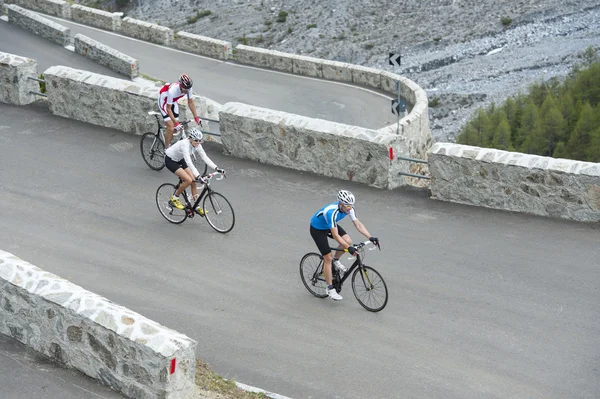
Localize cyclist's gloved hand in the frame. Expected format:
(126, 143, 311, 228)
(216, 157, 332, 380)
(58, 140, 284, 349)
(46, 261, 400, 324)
(194, 116, 202, 126)
(369, 236, 379, 246)
(347, 246, 357, 255)
(196, 175, 207, 184)
(215, 167, 226, 175)
(174, 122, 183, 131)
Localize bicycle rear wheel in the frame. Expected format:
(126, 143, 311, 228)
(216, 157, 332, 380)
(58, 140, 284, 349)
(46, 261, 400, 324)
(156, 183, 187, 224)
(299, 253, 327, 298)
(202, 191, 235, 233)
(352, 266, 388, 312)
(141, 132, 165, 171)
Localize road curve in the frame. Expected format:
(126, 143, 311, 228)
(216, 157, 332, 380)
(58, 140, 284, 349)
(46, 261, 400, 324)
(0, 103, 598, 399)
(0, 16, 397, 129)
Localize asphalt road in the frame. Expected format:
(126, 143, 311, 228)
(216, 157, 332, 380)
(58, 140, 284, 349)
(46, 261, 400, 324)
(0, 16, 397, 129)
(0, 102, 599, 399)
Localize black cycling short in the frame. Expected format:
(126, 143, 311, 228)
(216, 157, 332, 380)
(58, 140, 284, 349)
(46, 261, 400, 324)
(159, 103, 179, 121)
(310, 224, 347, 255)
(165, 155, 188, 173)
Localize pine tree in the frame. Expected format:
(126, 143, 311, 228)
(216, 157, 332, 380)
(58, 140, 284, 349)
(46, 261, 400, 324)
(567, 102, 596, 160)
(553, 142, 568, 159)
(517, 101, 543, 153)
(573, 62, 600, 106)
(586, 126, 600, 162)
(540, 95, 565, 156)
(491, 112, 513, 151)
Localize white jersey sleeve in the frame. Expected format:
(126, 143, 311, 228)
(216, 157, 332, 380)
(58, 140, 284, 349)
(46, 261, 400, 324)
(348, 208, 357, 222)
(194, 144, 217, 171)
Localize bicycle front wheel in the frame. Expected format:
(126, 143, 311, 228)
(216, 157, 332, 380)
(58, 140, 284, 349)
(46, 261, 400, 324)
(299, 253, 327, 298)
(141, 132, 165, 171)
(352, 266, 388, 312)
(156, 183, 187, 224)
(202, 191, 235, 233)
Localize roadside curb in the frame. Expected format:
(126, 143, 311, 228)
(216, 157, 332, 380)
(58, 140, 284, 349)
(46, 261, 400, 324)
(235, 382, 294, 399)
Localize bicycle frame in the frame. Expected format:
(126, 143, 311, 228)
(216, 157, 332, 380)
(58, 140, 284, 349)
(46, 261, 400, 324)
(174, 172, 224, 216)
(328, 241, 378, 290)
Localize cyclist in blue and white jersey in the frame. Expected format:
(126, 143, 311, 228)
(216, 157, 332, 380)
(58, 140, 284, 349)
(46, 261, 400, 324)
(309, 190, 379, 301)
(158, 73, 202, 148)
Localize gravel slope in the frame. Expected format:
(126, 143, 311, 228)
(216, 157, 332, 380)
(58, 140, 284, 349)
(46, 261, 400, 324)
(119, 0, 600, 142)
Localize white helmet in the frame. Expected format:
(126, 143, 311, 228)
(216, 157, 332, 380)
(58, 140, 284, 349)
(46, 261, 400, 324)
(337, 190, 355, 205)
(188, 128, 203, 142)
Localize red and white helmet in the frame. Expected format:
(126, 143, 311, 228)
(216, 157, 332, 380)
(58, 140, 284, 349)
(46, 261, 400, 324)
(179, 73, 193, 89)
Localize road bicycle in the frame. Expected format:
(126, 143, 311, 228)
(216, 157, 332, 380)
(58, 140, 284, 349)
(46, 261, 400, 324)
(300, 241, 388, 312)
(155, 171, 235, 233)
(140, 111, 208, 175)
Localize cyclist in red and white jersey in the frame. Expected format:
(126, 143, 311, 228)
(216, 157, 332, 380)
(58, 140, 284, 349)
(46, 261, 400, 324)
(158, 73, 202, 148)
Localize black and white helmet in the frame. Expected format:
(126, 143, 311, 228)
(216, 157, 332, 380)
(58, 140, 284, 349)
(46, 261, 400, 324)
(188, 128, 203, 142)
(179, 73, 193, 89)
(337, 190, 355, 205)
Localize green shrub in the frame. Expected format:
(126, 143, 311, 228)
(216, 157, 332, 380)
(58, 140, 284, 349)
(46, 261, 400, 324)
(500, 17, 512, 26)
(38, 74, 46, 94)
(277, 10, 288, 22)
(364, 43, 374, 50)
(306, 23, 317, 29)
(187, 9, 211, 24)
(288, 27, 292, 34)
(429, 96, 440, 107)
(237, 34, 248, 45)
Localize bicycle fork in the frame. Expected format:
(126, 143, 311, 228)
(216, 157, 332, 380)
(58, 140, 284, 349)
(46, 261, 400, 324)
(358, 265, 375, 291)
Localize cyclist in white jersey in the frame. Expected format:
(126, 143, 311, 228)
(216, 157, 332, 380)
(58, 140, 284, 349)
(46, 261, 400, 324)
(158, 73, 202, 148)
(309, 190, 379, 301)
(164, 128, 226, 214)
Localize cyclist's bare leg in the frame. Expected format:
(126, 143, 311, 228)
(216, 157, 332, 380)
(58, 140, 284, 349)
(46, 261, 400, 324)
(183, 167, 199, 200)
(174, 168, 193, 197)
(334, 234, 352, 260)
(164, 119, 175, 149)
(322, 252, 334, 285)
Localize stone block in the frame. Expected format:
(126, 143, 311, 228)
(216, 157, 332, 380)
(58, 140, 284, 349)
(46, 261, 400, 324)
(174, 31, 232, 60)
(220, 102, 393, 188)
(119, 17, 173, 45)
(429, 143, 600, 222)
(234, 45, 293, 72)
(0, 51, 39, 105)
(6, 4, 70, 46)
(321, 60, 352, 82)
(0, 249, 198, 399)
(291, 54, 323, 78)
(71, 4, 120, 31)
(44, 66, 158, 134)
(74, 34, 139, 78)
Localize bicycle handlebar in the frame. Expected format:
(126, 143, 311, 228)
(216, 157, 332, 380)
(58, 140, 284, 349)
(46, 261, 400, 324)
(343, 240, 380, 253)
(194, 171, 225, 183)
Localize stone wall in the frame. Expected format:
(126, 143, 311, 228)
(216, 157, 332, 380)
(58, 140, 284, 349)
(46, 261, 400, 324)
(428, 143, 600, 222)
(220, 102, 400, 188)
(0, 249, 197, 399)
(232, 44, 431, 188)
(234, 45, 293, 73)
(4, 0, 69, 18)
(71, 4, 121, 31)
(174, 31, 232, 60)
(0, 51, 39, 105)
(74, 34, 139, 78)
(6, 4, 70, 46)
(119, 17, 172, 45)
(44, 65, 158, 135)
